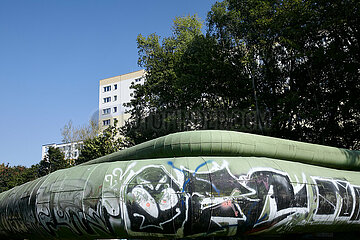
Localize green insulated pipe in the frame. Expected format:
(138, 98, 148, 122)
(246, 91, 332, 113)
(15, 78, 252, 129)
(0, 130, 360, 240)
(83, 130, 360, 170)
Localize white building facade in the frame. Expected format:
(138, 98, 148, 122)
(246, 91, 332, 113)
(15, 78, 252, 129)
(98, 69, 145, 131)
(41, 142, 83, 163)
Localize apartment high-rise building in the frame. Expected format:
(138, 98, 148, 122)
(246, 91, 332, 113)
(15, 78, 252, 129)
(99, 69, 145, 131)
(40, 70, 145, 163)
(41, 141, 83, 164)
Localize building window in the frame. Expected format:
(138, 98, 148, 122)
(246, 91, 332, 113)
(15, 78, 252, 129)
(103, 97, 111, 103)
(103, 86, 111, 92)
(113, 107, 117, 113)
(114, 95, 117, 101)
(103, 119, 110, 126)
(114, 84, 117, 90)
(103, 108, 111, 115)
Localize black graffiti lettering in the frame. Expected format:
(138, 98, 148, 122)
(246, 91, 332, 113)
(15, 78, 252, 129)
(272, 174, 294, 210)
(294, 185, 308, 208)
(125, 166, 185, 234)
(183, 167, 252, 235)
(314, 178, 360, 220)
(337, 181, 353, 217)
(250, 171, 307, 211)
(314, 179, 337, 215)
(350, 187, 360, 221)
(252, 171, 272, 200)
(14, 160, 360, 239)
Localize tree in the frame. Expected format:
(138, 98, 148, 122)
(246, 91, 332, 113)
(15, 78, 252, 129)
(38, 147, 69, 177)
(20, 164, 40, 183)
(122, 15, 256, 145)
(0, 163, 21, 193)
(0, 163, 39, 193)
(123, 1, 359, 150)
(76, 121, 126, 165)
(207, 0, 360, 149)
(61, 120, 99, 143)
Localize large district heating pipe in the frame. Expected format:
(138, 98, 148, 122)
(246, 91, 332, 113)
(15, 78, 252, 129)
(1, 130, 360, 239)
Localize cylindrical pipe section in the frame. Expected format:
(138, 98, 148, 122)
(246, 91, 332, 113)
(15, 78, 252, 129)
(1, 156, 360, 239)
(82, 130, 360, 171)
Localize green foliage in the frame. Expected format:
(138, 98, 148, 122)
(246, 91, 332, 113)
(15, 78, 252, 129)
(0, 163, 39, 193)
(21, 164, 40, 183)
(122, 15, 255, 144)
(1, 146, 71, 192)
(207, 0, 360, 149)
(123, 1, 360, 150)
(76, 121, 126, 165)
(38, 146, 69, 177)
(0, 163, 23, 193)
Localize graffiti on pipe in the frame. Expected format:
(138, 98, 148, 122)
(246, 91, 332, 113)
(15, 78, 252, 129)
(119, 162, 309, 236)
(17, 160, 360, 238)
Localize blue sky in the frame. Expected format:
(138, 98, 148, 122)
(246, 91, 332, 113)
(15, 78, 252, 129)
(0, 0, 217, 167)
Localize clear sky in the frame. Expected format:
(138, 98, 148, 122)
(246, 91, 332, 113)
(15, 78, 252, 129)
(0, 0, 217, 167)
